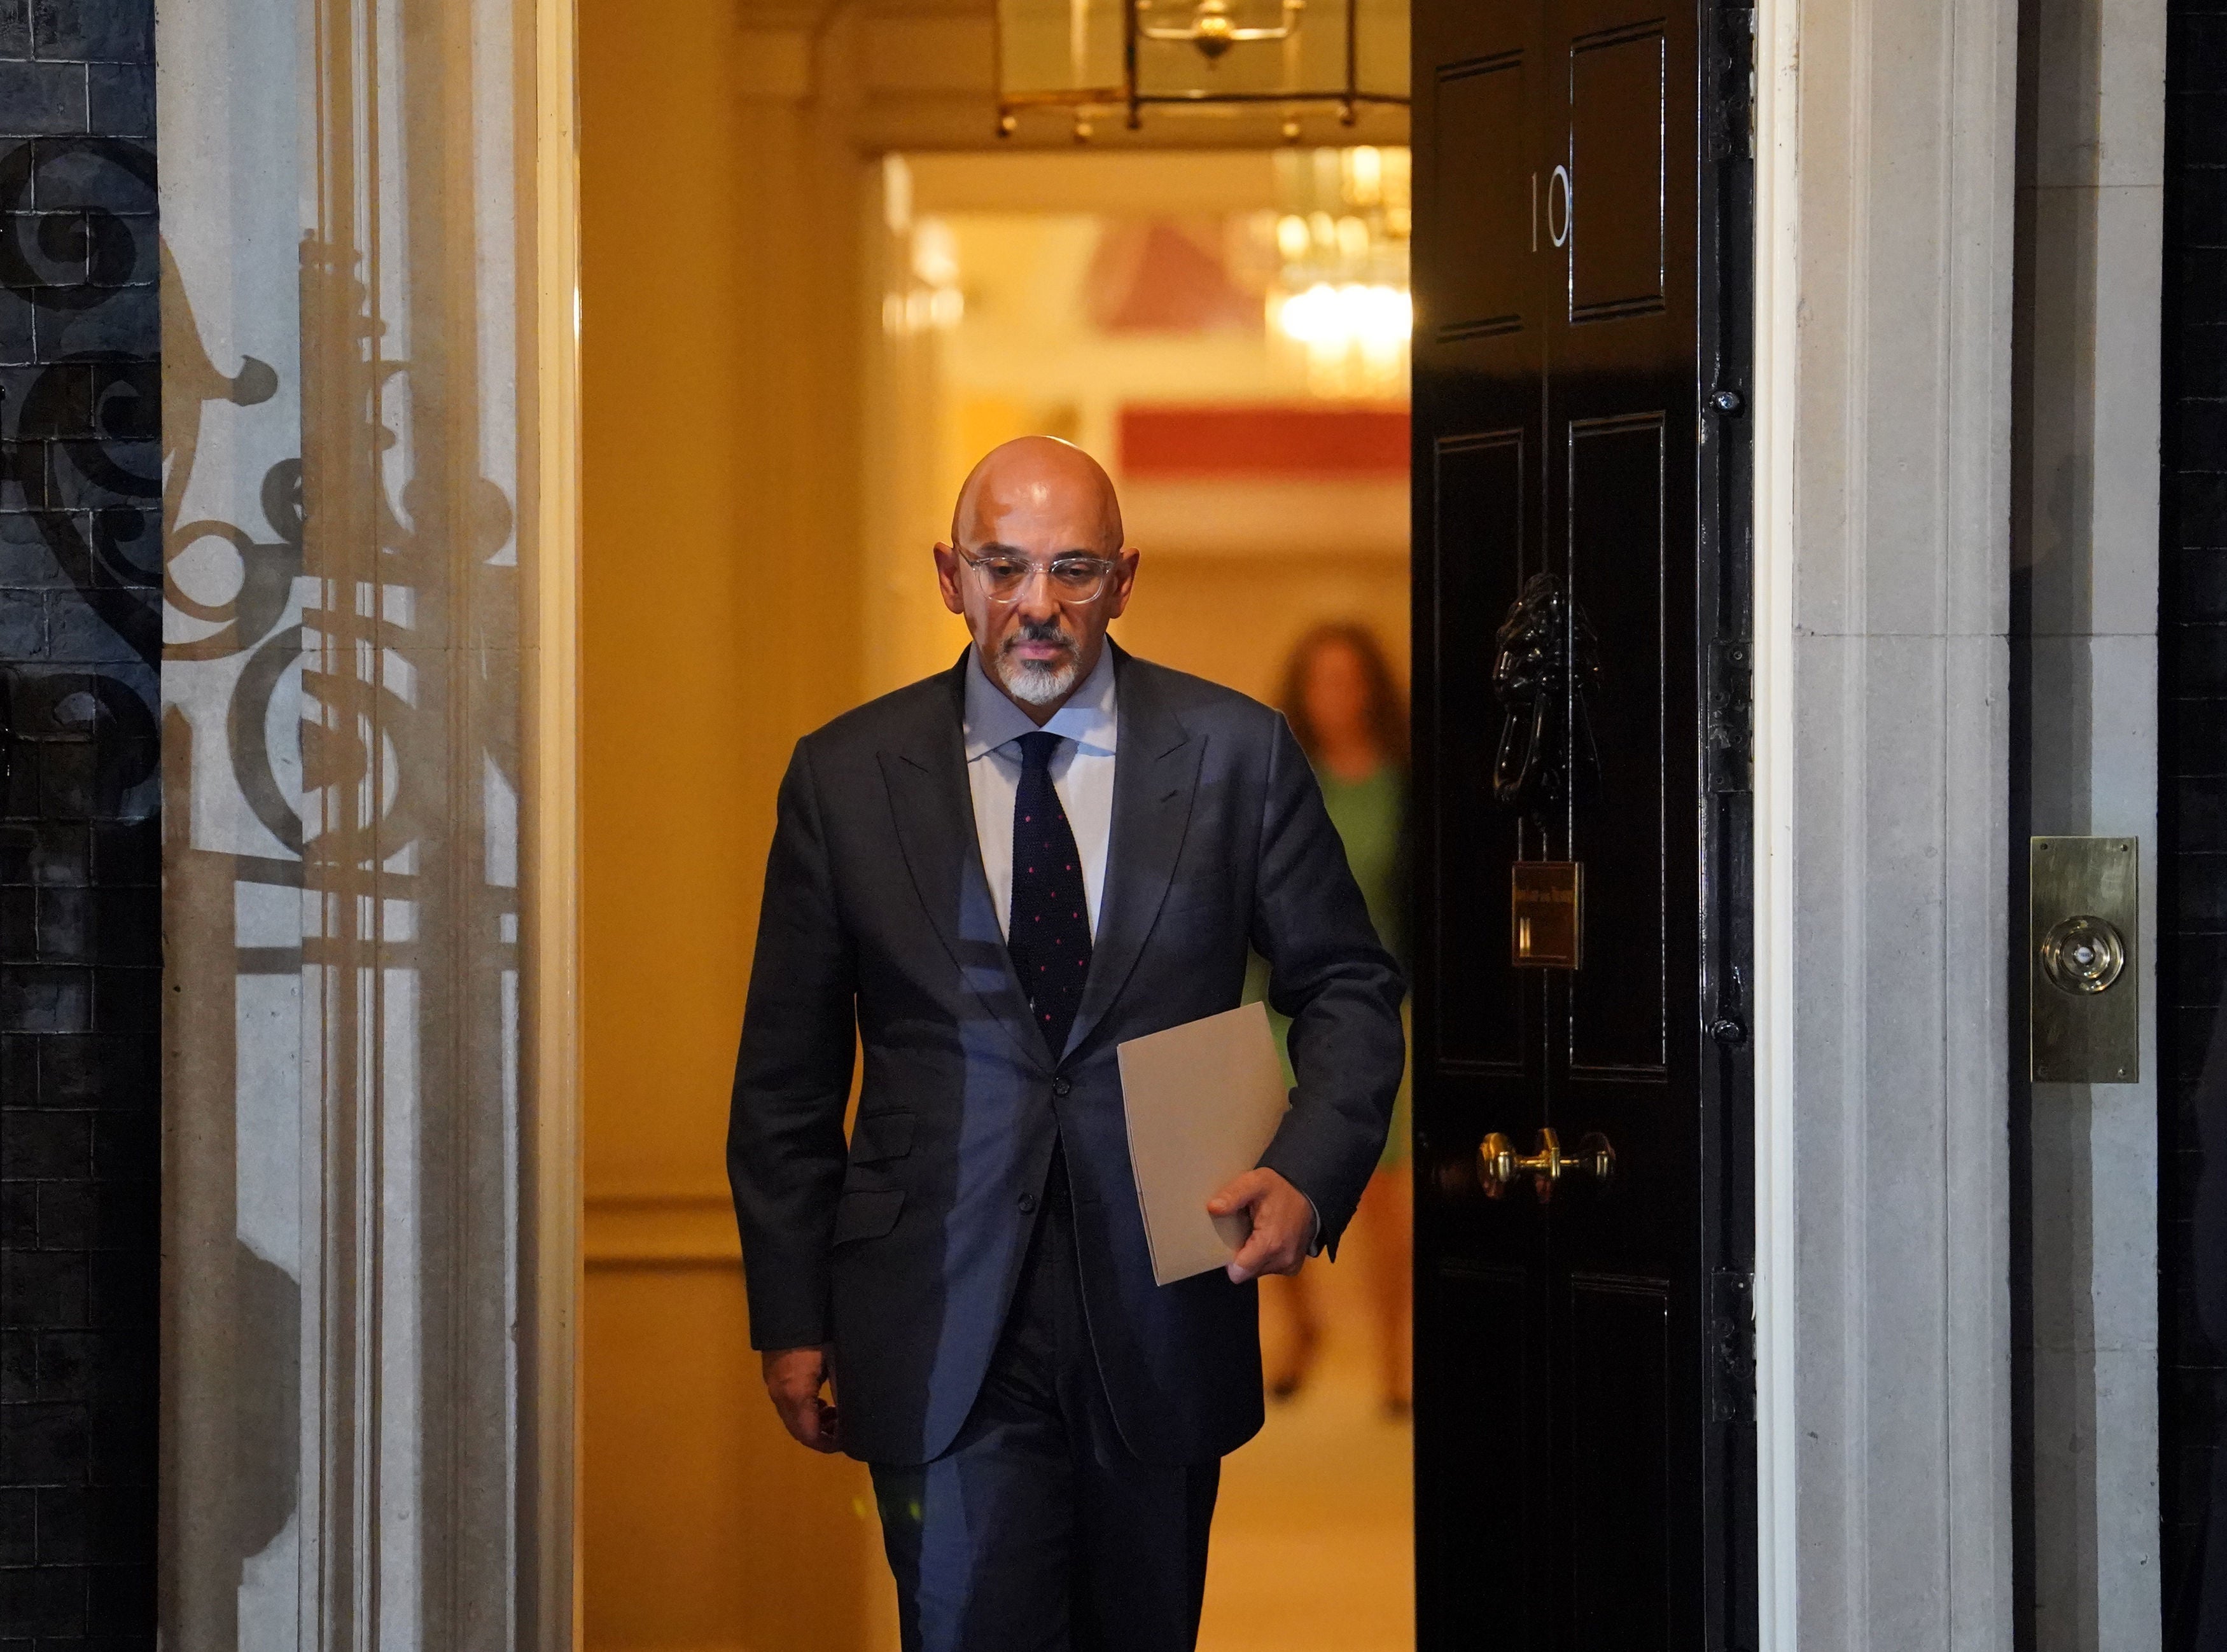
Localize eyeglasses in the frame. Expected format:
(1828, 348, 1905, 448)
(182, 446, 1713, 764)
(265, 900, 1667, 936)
(956, 547, 1118, 605)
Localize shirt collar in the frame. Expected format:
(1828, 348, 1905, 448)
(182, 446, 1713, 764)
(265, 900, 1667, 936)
(963, 642, 1119, 762)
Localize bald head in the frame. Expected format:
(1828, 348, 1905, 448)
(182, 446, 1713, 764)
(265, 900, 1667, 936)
(951, 435, 1124, 555)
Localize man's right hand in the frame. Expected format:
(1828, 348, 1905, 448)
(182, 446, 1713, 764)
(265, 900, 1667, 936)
(762, 1344, 842, 1453)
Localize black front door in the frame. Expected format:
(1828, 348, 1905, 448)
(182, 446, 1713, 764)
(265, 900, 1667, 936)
(1409, 3, 1754, 1647)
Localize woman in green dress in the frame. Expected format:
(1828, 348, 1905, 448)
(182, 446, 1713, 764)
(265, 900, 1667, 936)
(1254, 620, 1411, 1415)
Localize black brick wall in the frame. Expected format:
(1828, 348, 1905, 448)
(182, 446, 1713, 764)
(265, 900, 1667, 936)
(0, 0, 160, 1644)
(2164, 2, 2227, 1644)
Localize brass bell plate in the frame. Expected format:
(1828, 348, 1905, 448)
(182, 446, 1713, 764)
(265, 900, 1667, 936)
(2030, 836, 2138, 1084)
(1511, 861, 1582, 969)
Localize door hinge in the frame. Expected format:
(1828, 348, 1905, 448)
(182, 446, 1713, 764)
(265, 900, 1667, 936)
(1708, 1268, 1756, 1423)
(1705, 8, 1757, 163)
(1705, 639, 1752, 794)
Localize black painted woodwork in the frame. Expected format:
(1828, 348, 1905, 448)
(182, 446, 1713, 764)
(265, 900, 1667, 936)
(2161, 3, 2227, 1642)
(0, 1, 161, 1644)
(1410, 3, 1754, 1647)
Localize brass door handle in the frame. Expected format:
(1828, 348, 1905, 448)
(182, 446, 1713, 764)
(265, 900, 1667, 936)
(1478, 1127, 1614, 1203)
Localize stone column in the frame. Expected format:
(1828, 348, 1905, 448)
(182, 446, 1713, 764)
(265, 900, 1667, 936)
(158, 0, 577, 1645)
(1755, 0, 2020, 1646)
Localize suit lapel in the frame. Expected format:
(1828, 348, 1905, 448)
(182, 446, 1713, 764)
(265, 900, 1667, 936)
(1064, 649, 1203, 1059)
(877, 662, 1047, 1069)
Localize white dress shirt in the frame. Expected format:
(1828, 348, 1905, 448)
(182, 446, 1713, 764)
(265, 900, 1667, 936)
(963, 646, 1119, 940)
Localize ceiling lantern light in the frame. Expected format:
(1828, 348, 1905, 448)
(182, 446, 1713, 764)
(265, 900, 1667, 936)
(995, 0, 1408, 141)
(1264, 144, 1411, 399)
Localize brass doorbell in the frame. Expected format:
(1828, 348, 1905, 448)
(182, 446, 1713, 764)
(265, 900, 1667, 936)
(2030, 836, 2139, 1083)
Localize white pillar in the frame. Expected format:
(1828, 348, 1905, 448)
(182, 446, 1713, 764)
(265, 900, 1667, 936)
(157, 0, 578, 1644)
(1756, 0, 2020, 1646)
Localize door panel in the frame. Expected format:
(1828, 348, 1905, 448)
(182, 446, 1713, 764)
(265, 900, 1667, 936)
(1568, 26, 1669, 322)
(1568, 413, 1668, 1074)
(1413, 1, 1754, 1648)
(1421, 1263, 1538, 1645)
(1568, 1277, 1673, 1652)
(1431, 57, 1533, 341)
(1428, 431, 1528, 1071)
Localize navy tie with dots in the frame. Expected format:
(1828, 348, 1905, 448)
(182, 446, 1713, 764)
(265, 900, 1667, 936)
(1008, 730, 1092, 1058)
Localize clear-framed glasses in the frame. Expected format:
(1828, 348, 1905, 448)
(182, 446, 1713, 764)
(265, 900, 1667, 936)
(956, 547, 1117, 604)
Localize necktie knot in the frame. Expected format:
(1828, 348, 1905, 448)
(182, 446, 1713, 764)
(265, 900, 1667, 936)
(1017, 730, 1061, 772)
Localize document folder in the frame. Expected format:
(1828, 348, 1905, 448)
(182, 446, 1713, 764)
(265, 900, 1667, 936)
(1116, 1001, 1291, 1286)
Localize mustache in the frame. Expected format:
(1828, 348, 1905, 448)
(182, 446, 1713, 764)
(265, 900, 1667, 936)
(1002, 618, 1075, 655)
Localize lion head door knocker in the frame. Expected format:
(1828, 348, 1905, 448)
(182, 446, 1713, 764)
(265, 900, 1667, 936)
(1490, 572, 1602, 824)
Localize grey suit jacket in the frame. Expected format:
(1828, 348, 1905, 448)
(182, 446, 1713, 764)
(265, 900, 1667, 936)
(727, 644, 1405, 1466)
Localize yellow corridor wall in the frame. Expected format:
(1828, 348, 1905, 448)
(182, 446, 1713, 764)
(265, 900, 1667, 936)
(580, 3, 877, 1645)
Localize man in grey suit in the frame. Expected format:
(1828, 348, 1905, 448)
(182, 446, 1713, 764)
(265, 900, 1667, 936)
(728, 436, 1405, 1650)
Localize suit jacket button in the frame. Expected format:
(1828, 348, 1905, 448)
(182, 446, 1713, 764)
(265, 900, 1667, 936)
(1052, 1079, 1072, 1097)
(1019, 1192, 1038, 1214)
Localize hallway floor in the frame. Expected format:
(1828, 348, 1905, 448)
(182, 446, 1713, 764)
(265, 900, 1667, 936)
(1196, 1365, 1414, 1650)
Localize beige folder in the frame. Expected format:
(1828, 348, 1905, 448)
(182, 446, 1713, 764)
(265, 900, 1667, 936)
(1116, 1001, 1292, 1286)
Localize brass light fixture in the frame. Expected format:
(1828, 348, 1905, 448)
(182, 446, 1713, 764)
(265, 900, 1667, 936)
(994, 0, 1408, 140)
(1141, 0, 1301, 58)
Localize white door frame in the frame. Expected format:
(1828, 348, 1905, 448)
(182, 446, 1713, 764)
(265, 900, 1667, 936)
(1752, 3, 1801, 1641)
(1749, 0, 2024, 1647)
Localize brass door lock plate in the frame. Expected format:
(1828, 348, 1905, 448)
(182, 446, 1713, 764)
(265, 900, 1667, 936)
(2030, 836, 2138, 1083)
(1511, 861, 1582, 969)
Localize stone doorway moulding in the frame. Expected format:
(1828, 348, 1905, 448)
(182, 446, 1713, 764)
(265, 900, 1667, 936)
(1752, 0, 2028, 1646)
(1752, 0, 2170, 1642)
(148, 0, 2167, 1643)
(156, 0, 580, 1646)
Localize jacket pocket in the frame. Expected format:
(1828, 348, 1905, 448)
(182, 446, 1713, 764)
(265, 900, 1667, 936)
(832, 1187, 905, 1247)
(848, 1109, 916, 1165)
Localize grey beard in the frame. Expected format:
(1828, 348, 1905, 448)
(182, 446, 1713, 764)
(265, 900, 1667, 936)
(1000, 651, 1080, 705)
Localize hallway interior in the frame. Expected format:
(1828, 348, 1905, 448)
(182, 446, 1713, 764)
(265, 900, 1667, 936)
(1198, 1221, 1414, 1652)
(579, 16, 1421, 1625)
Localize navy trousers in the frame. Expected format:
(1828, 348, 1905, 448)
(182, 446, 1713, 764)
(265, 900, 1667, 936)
(868, 1155, 1220, 1652)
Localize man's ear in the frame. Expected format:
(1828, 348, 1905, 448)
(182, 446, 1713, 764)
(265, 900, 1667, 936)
(1106, 546, 1140, 620)
(933, 541, 967, 617)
